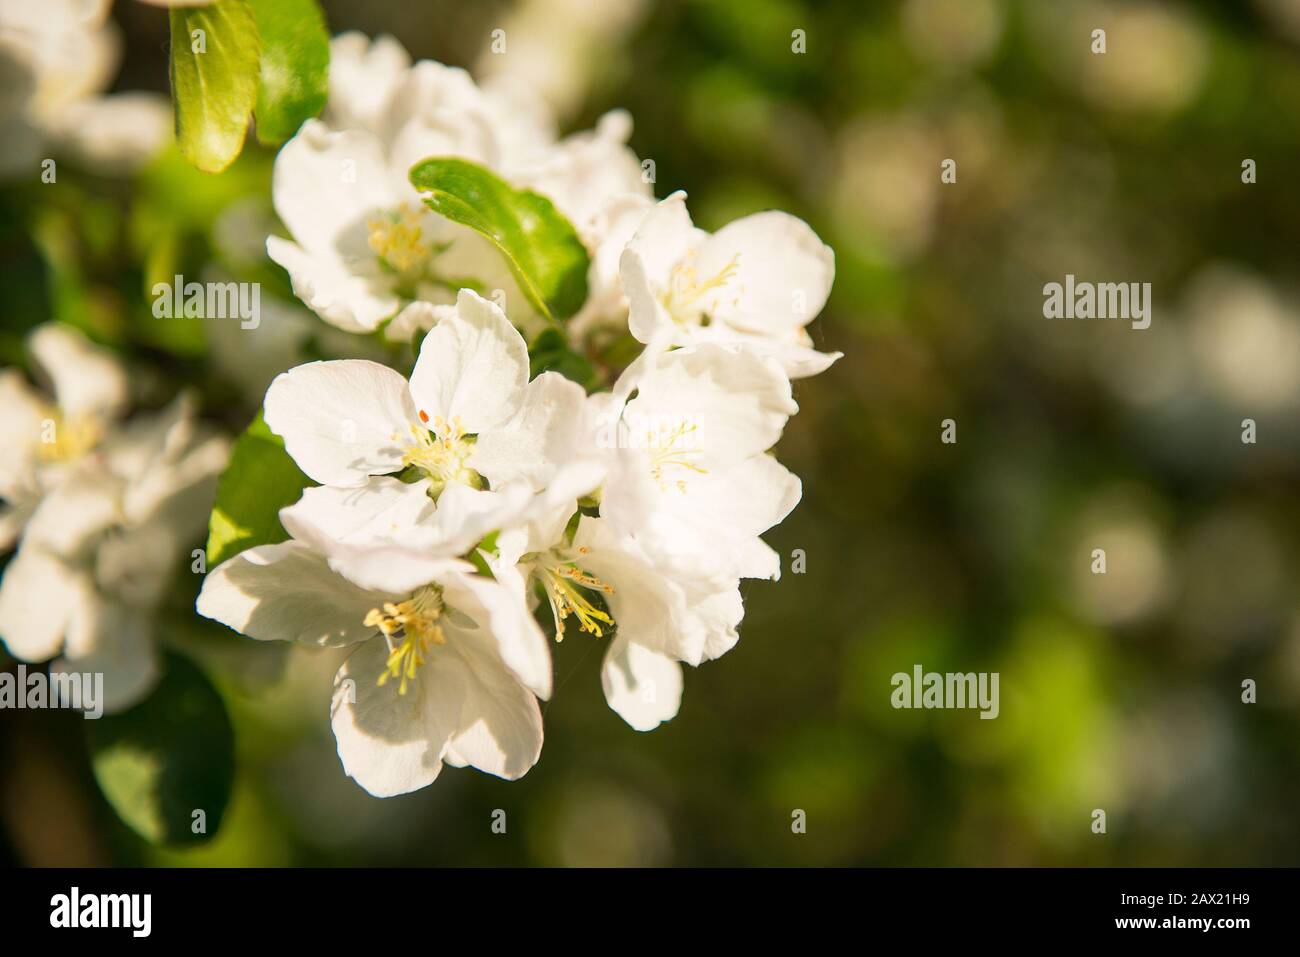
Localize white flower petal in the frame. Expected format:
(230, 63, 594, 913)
(281, 480, 514, 592)
(694, 210, 834, 335)
(197, 541, 395, 647)
(601, 634, 683, 732)
(22, 467, 122, 557)
(101, 391, 197, 481)
(408, 289, 529, 433)
(272, 120, 399, 258)
(623, 344, 797, 470)
(731, 536, 783, 581)
(516, 109, 650, 233)
(606, 453, 800, 588)
(263, 359, 418, 487)
(93, 519, 178, 609)
(471, 371, 590, 488)
(28, 323, 128, 421)
(492, 492, 577, 563)
(683, 582, 744, 663)
(123, 432, 228, 534)
(323, 546, 476, 596)
(442, 567, 552, 700)
(438, 629, 544, 779)
(620, 245, 673, 346)
(330, 639, 455, 797)
(325, 32, 411, 134)
(387, 111, 496, 178)
(57, 594, 158, 714)
(266, 236, 399, 334)
(45, 91, 170, 172)
(568, 192, 654, 338)
(279, 477, 439, 553)
(383, 299, 455, 344)
(670, 453, 802, 546)
(0, 548, 83, 661)
(621, 193, 705, 345)
(0, 369, 46, 490)
(693, 326, 843, 380)
(624, 192, 700, 292)
(571, 516, 682, 657)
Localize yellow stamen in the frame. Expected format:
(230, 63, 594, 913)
(36, 409, 102, 464)
(538, 547, 615, 641)
(647, 421, 707, 491)
(367, 202, 432, 274)
(397, 415, 480, 493)
(366, 586, 446, 695)
(663, 251, 741, 324)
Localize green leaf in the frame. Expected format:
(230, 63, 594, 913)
(206, 412, 314, 567)
(250, 0, 330, 146)
(409, 158, 591, 322)
(169, 1, 262, 173)
(528, 327, 599, 388)
(87, 654, 235, 847)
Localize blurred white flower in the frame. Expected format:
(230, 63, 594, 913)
(1027, 0, 1208, 115)
(1067, 490, 1171, 626)
(830, 115, 940, 265)
(0, 0, 169, 177)
(1186, 265, 1300, 410)
(473, 0, 648, 122)
(902, 0, 1005, 71)
(0, 325, 228, 711)
(0, 323, 129, 548)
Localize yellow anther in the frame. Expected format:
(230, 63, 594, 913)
(401, 416, 480, 493)
(663, 251, 741, 324)
(367, 203, 432, 274)
(647, 421, 707, 491)
(36, 409, 102, 464)
(537, 556, 615, 642)
(366, 587, 446, 695)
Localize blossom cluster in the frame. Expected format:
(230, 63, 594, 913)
(194, 34, 839, 796)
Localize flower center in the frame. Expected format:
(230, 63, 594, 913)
(37, 408, 102, 464)
(536, 548, 615, 641)
(662, 251, 741, 326)
(646, 420, 707, 492)
(367, 202, 434, 276)
(400, 415, 481, 495)
(366, 585, 446, 695)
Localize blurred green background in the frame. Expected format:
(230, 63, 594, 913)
(3, 0, 1299, 866)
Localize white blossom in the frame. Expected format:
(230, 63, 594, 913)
(0, 325, 228, 711)
(198, 533, 550, 797)
(620, 192, 841, 379)
(267, 32, 647, 339)
(0, 0, 170, 177)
